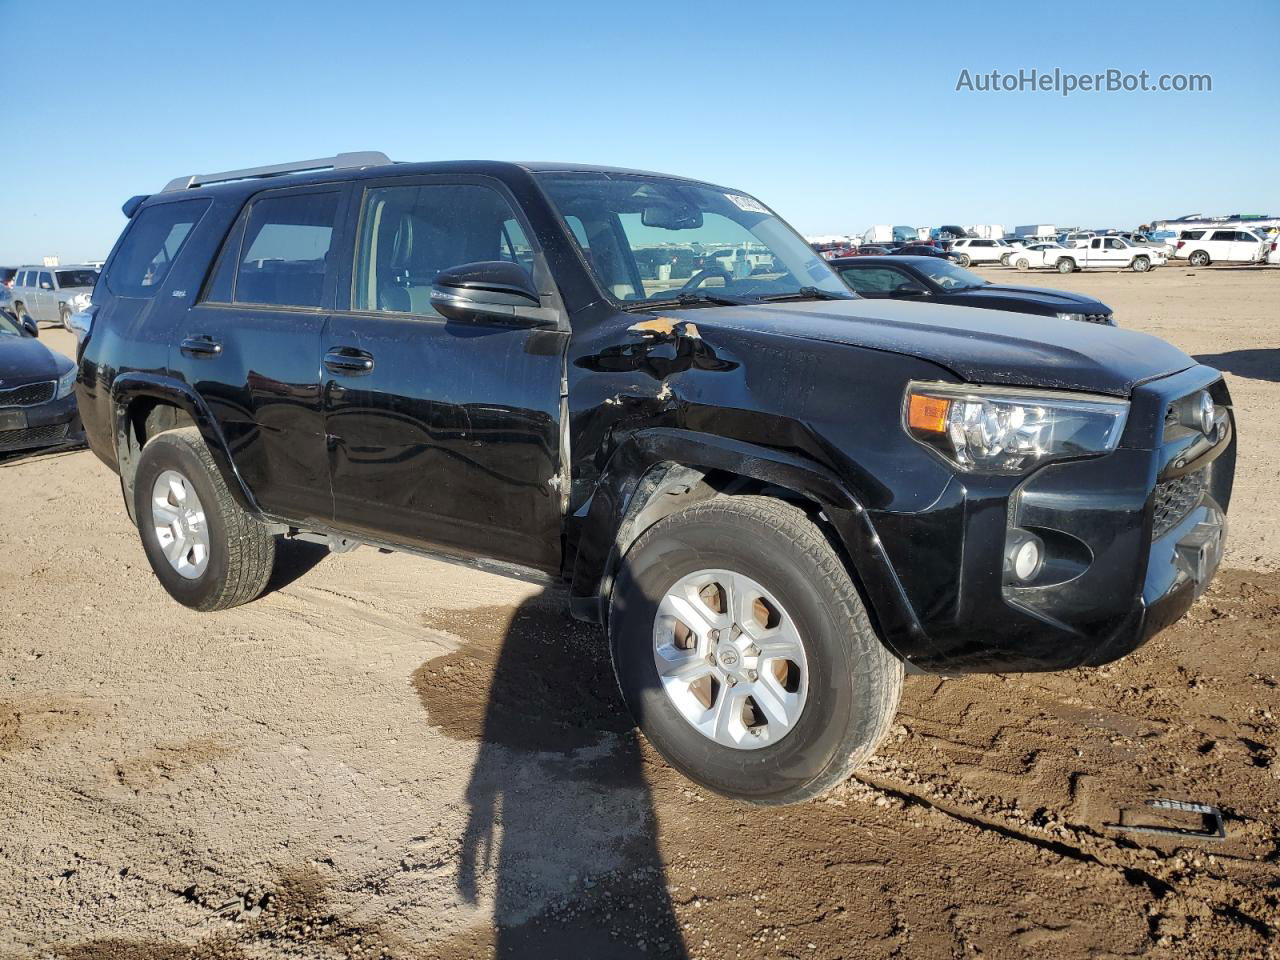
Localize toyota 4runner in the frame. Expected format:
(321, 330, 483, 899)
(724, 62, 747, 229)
(76, 153, 1236, 804)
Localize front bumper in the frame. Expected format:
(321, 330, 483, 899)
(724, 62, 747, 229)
(0, 391, 83, 453)
(869, 365, 1235, 673)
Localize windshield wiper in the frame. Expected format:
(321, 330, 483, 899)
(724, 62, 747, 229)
(624, 291, 755, 311)
(755, 286, 851, 303)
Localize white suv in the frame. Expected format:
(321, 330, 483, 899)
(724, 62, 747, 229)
(949, 237, 1013, 266)
(1173, 228, 1268, 266)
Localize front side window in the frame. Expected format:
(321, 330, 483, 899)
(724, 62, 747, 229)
(107, 199, 209, 298)
(39, 272, 53, 289)
(1210, 230, 1235, 242)
(235, 192, 339, 308)
(352, 183, 532, 316)
(536, 173, 850, 305)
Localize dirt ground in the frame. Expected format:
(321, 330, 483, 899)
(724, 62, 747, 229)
(1, 264, 1277, 960)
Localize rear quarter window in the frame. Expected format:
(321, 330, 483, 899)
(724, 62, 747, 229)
(106, 199, 210, 298)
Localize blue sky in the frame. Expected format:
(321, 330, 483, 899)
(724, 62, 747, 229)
(1, 0, 1275, 262)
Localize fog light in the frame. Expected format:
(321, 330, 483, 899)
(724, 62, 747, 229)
(1005, 531, 1045, 583)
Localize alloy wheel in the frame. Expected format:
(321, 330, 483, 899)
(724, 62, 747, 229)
(150, 469, 210, 579)
(652, 569, 808, 750)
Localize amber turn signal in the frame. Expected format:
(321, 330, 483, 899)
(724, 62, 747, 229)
(908, 394, 950, 433)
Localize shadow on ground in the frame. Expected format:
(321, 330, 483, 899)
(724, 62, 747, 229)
(413, 592, 688, 959)
(1194, 348, 1280, 384)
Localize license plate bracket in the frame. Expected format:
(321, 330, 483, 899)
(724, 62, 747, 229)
(0, 409, 27, 431)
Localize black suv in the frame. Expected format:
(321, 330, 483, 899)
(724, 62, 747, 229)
(77, 153, 1236, 805)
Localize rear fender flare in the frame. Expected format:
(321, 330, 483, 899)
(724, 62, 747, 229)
(110, 373, 259, 516)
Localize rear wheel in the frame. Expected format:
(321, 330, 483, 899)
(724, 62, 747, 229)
(609, 495, 903, 805)
(1056, 258, 1076, 274)
(133, 427, 276, 611)
(1189, 250, 1210, 267)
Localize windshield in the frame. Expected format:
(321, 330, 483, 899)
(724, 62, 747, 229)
(536, 173, 851, 306)
(55, 269, 98, 289)
(915, 260, 987, 289)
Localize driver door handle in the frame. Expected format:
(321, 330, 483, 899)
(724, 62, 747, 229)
(324, 347, 375, 375)
(180, 335, 223, 357)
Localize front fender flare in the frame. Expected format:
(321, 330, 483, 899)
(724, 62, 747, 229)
(567, 427, 922, 655)
(110, 372, 259, 515)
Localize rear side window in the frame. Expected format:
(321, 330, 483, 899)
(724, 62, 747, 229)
(838, 266, 908, 293)
(107, 199, 209, 298)
(1210, 230, 1235, 242)
(232, 192, 339, 309)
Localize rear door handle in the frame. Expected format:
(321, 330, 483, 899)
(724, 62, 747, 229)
(180, 335, 223, 357)
(324, 347, 375, 375)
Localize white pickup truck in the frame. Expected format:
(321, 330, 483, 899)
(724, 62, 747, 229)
(1046, 236, 1168, 273)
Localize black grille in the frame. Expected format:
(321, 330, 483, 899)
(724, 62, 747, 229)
(0, 380, 55, 407)
(1152, 469, 1207, 540)
(0, 422, 69, 450)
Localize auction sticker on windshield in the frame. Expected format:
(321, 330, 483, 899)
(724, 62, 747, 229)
(725, 193, 770, 214)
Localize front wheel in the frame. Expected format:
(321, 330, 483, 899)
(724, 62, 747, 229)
(1132, 256, 1151, 273)
(134, 427, 276, 611)
(1056, 258, 1076, 274)
(610, 496, 903, 805)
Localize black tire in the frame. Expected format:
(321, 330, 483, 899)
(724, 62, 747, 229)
(956, 253, 971, 267)
(1056, 258, 1076, 274)
(609, 495, 903, 805)
(1189, 250, 1210, 267)
(133, 427, 276, 611)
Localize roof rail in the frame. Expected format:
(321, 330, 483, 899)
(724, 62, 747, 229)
(160, 151, 392, 193)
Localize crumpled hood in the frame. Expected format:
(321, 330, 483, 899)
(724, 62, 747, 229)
(665, 298, 1193, 396)
(0, 336, 69, 384)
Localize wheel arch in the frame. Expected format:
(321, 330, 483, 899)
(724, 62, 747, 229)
(110, 373, 259, 517)
(567, 428, 921, 658)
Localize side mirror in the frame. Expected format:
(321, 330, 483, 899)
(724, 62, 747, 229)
(21, 314, 38, 337)
(67, 307, 95, 343)
(893, 283, 929, 297)
(431, 261, 555, 327)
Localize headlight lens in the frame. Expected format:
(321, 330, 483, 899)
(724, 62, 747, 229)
(904, 382, 1129, 474)
(1055, 312, 1086, 323)
(70, 292, 92, 309)
(55, 365, 78, 399)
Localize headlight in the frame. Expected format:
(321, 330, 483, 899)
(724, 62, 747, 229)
(904, 382, 1129, 474)
(70, 292, 92, 309)
(1055, 312, 1086, 323)
(55, 365, 78, 399)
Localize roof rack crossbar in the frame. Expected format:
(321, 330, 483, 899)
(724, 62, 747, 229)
(161, 151, 391, 193)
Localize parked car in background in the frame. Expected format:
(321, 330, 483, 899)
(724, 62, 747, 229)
(1046, 236, 1167, 273)
(1009, 242, 1068, 270)
(948, 237, 1010, 266)
(1173, 228, 1269, 266)
(0, 308, 83, 455)
(893, 243, 961, 261)
(8, 265, 99, 329)
(850, 244, 891, 256)
(831, 256, 1115, 325)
